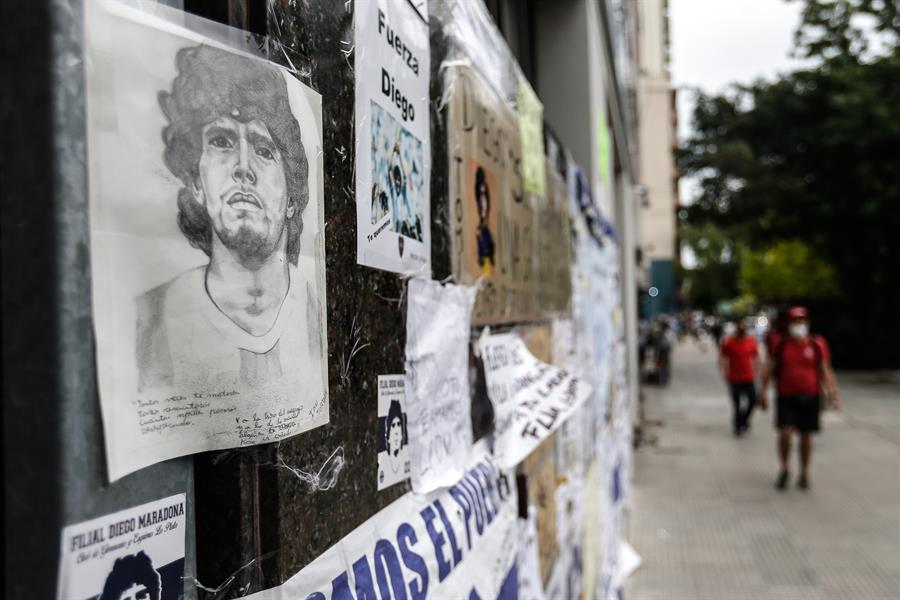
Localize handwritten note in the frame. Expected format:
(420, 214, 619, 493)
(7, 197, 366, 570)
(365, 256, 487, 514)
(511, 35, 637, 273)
(404, 278, 476, 493)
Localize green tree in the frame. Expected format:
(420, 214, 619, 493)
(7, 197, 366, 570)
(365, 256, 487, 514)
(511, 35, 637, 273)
(738, 240, 838, 301)
(677, 1, 900, 367)
(678, 221, 739, 312)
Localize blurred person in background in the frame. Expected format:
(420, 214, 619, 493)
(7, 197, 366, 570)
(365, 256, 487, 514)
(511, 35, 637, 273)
(720, 319, 760, 436)
(759, 306, 841, 491)
(709, 316, 724, 346)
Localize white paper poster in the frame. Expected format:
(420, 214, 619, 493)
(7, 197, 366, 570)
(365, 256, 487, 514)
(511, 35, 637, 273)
(246, 442, 519, 600)
(405, 278, 476, 493)
(377, 374, 411, 490)
(517, 507, 545, 600)
(355, 0, 431, 275)
(57, 494, 186, 600)
(478, 332, 592, 469)
(86, 2, 329, 480)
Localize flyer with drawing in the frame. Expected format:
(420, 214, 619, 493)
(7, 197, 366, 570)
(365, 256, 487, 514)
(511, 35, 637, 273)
(57, 494, 186, 600)
(355, 0, 431, 275)
(377, 374, 411, 490)
(86, 2, 329, 480)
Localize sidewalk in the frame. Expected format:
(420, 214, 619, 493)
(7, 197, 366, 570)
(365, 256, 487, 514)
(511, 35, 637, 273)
(624, 341, 900, 599)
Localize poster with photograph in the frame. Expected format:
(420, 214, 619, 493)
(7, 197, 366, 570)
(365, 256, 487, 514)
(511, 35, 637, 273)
(86, 2, 329, 480)
(57, 494, 186, 600)
(355, 0, 431, 275)
(376, 374, 410, 490)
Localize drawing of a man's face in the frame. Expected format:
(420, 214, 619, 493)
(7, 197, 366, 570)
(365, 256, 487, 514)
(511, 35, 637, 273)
(99, 551, 160, 600)
(384, 399, 405, 457)
(195, 116, 291, 266)
(475, 167, 490, 221)
(388, 415, 403, 455)
(159, 44, 309, 266)
(118, 582, 151, 600)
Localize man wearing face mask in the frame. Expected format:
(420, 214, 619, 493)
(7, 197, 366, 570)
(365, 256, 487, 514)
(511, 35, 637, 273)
(720, 319, 759, 436)
(759, 306, 841, 490)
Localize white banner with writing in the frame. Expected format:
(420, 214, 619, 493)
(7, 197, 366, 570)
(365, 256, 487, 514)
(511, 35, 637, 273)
(246, 441, 519, 600)
(478, 332, 592, 469)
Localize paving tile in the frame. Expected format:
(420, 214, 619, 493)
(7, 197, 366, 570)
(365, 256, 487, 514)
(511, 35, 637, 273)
(623, 342, 900, 600)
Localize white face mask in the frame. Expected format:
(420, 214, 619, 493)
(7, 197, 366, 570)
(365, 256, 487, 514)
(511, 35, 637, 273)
(789, 323, 809, 339)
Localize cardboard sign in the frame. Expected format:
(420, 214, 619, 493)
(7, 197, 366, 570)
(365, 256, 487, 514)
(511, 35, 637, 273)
(445, 62, 523, 324)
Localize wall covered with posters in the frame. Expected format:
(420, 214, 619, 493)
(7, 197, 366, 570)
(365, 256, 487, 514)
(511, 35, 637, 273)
(2, 1, 637, 599)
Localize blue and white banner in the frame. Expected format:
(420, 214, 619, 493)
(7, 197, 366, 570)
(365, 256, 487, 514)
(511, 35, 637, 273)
(248, 441, 519, 600)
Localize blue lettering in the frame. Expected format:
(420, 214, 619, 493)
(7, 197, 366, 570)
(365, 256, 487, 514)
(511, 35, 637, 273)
(434, 499, 463, 566)
(449, 486, 474, 550)
(420, 506, 451, 581)
(330, 572, 354, 600)
(397, 523, 429, 600)
(374, 539, 407, 600)
(347, 555, 378, 600)
(475, 465, 499, 522)
(459, 476, 485, 534)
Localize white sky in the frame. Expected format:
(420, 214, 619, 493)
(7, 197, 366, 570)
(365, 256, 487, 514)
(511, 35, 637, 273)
(669, 0, 811, 266)
(670, 0, 812, 142)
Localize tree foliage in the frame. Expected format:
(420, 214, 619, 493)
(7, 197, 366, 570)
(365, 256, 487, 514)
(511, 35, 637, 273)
(678, 222, 739, 312)
(738, 240, 838, 301)
(678, 0, 900, 367)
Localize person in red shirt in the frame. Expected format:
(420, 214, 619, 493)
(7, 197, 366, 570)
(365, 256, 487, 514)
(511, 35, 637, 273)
(719, 319, 759, 436)
(760, 306, 841, 490)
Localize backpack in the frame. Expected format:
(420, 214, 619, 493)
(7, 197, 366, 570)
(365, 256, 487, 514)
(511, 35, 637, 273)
(773, 335, 823, 381)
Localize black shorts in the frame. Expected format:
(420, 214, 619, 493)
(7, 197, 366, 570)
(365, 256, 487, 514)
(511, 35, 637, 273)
(776, 395, 820, 433)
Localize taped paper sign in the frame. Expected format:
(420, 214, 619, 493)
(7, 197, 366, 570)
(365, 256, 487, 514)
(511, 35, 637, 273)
(405, 278, 476, 493)
(517, 507, 546, 600)
(517, 75, 545, 197)
(57, 494, 186, 600)
(86, 2, 329, 480)
(355, 0, 431, 274)
(245, 442, 520, 600)
(377, 374, 411, 491)
(478, 332, 592, 469)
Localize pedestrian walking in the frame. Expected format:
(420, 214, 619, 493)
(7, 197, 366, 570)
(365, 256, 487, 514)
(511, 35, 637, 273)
(759, 306, 841, 491)
(719, 319, 759, 436)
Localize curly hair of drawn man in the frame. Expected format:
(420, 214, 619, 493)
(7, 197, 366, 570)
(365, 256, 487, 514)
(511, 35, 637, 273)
(158, 44, 308, 265)
(99, 550, 161, 600)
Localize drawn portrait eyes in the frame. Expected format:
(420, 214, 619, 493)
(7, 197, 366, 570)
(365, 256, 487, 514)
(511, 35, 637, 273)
(254, 145, 276, 161)
(208, 134, 233, 150)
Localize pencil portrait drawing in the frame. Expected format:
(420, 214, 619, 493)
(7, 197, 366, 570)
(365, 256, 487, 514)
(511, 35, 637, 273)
(135, 45, 324, 392)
